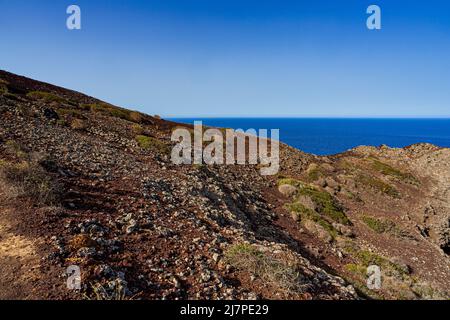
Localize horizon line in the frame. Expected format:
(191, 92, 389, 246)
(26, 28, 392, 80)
(165, 116, 450, 119)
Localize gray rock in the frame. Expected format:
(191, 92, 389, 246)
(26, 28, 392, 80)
(278, 184, 297, 197)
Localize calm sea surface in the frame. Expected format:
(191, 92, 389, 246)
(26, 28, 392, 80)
(169, 118, 450, 155)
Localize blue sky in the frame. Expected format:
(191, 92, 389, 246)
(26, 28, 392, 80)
(1, 0, 449, 117)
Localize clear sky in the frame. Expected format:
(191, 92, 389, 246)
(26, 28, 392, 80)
(1, 0, 449, 117)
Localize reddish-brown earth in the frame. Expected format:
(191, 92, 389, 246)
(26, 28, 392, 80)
(0, 70, 449, 300)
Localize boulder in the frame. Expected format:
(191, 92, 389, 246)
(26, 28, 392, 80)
(332, 223, 355, 237)
(303, 220, 333, 243)
(297, 195, 317, 211)
(278, 184, 297, 197)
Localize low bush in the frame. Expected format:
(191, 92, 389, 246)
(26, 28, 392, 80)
(0, 84, 8, 95)
(131, 124, 144, 135)
(0, 160, 60, 205)
(298, 186, 351, 225)
(27, 91, 65, 103)
(362, 215, 396, 233)
(4, 140, 28, 159)
(225, 244, 304, 295)
(370, 158, 419, 185)
(88, 103, 142, 123)
(357, 174, 401, 198)
(135, 135, 169, 154)
(362, 215, 411, 238)
(277, 178, 303, 187)
(287, 202, 338, 238)
(70, 118, 87, 130)
(129, 111, 142, 123)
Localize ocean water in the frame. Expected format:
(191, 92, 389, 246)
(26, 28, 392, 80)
(169, 118, 450, 156)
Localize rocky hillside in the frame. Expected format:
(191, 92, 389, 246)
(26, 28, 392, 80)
(0, 70, 449, 300)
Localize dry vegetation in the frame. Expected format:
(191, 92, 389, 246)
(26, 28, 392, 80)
(225, 244, 306, 296)
(0, 143, 60, 206)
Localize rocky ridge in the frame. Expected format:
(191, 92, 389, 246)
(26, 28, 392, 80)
(0, 70, 448, 300)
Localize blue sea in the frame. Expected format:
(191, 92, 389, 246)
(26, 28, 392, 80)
(169, 118, 450, 156)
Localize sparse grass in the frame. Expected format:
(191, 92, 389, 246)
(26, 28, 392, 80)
(357, 174, 401, 198)
(0, 84, 8, 95)
(306, 168, 322, 182)
(128, 111, 142, 123)
(304, 164, 325, 182)
(297, 185, 351, 225)
(27, 91, 65, 103)
(410, 282, 447, 300)
(57, 108, 85, 119)
(0, 79, 9, 95)
(0, 160, 60, 205)
(87, 103, 142, 123)
(362, 215, 396, 233)
(287, 202, 338, 238)
(355, 250, 388, 268)
(131, 124, 144, 135)
(344, 245, 409, 279)
(362, 215, 412, 239)
(277, 178, 303, 188)
(4, 140, 28, 159)
(344, 263, 367, 276)
(135, 135, 169, 154)
(341, 242, 447, 299)
(370, 158, 419, 185)
(70, 118, 87, 130)
(68, 234, 96, 251)
(88, 281, 129, 300)
(225, 243, 305, 295)
(344, 190, 363, 202)
(56, 119, 67, 127)
(338, 159, 358, 171)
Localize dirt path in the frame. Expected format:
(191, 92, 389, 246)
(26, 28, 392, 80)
(0, 208, 42, 299)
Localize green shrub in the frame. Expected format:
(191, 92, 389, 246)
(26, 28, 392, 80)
(132, 124, 144, 135)
(27, 91, 65, 103)
(357, 174, 401, 198)
(370, 158, 419, 185)
(88, 102, 142, 123)
(135, 135, 169, 154)
(345, 263, 367, 276)
(277, 178, 303, 187)
(356, 250, 387, 267)
(298, 186, 351, 225)
(362, 215, 411, 239)
(287, 202, 338, 238)
(362, 215, 396, 233)
(57, 108, 85, 119)
(306, 168, 322, 182)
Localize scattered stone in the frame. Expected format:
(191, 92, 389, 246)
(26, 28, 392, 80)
(278, 184, 297, 197)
